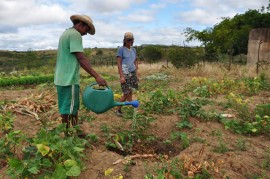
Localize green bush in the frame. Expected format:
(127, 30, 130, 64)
(168, 47, 199, 68)
(140, 46, 162, 63)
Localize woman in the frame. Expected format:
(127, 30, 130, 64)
(116, 32, 139, 117)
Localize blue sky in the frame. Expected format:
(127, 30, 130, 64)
(0, 0, 268, 51)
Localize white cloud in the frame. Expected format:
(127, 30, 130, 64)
(0, 0, 71, 31)
(175, 0, 269, 27)
(0, 0, 269, 51)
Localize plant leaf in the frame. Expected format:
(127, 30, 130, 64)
(66, 165, 81, 176)
(53, 164, 67, 179)
(28, 166, 39, 174)
(64, 159, 77, 169)
(36, 144, 50, 156)
(73, 147, 84, 152)
(104, 168, 114, 176)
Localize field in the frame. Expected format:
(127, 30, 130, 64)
(1, 61, 270, 179)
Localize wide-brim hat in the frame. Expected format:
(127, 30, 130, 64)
(70, 15, 95, 35)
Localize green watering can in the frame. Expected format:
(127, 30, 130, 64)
(82, 82, 139, 114)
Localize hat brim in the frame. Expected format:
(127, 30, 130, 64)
(70, 15, 95, 35)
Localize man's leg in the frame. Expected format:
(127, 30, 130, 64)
(61, 114, 78, 128)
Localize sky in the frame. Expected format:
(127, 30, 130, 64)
(0, 0, 268, 51)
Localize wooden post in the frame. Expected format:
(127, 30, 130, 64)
(256, 40, 263, 74)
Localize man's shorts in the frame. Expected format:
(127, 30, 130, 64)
(121, 71, 138, 95)
(56, 85, 80, 115)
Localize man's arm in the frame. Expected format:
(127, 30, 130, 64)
(75, 52, 107, 86)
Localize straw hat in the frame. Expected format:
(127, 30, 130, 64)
(124, 32, 134, 39)
(70, 15, 95, 35)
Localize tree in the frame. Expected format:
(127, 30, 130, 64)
(184, 2, 270, 58)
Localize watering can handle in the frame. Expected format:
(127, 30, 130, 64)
(89, 82, 109, 90)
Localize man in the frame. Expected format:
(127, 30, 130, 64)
(54, 14, 107, 133)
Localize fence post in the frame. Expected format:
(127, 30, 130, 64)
(256, 39, 263, 74)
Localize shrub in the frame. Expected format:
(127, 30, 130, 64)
(168, 47, 199, 68)
(140, 46, 162, 63)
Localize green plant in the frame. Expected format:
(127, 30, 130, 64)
(0, 130, 25, 162)
(235, 138, 247, 151)
(176, 120, 193, 129)
(141, 89, 178, 114)
(226, 93, 252, 121)
(86, 133, 98, 143)
(7, 124, 88, 178)
(178, 97, 206, 121)
(261, 149, 270, 170)
(140, 46, 163, 63)
(180, 133, 190, 149)
(145, 157, 212, 179)
(168, 47, 199, 68)
(221, 114, 270, 135)
(213, 138, 228, 153)
(210, 129, 222, 137)
(0, 74, 54, 86)
(170, 131, 190, 149)
(100, 124, 111, 134)
(105, 112, 156, 153)
(255, 103, 270, 117)
(193, 85, 212, 97)
(0, 111, 14, 133)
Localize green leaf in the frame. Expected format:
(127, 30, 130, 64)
(42, 158, 52, 168)
(66, 165, 81, 176)
(28, 166, 39, 174)
(64, 159, 77, 169)
(36, 144, 50, 156)
(251, 128, 257, 133)
(53, 164, 67, 179)
(8, 158, 22, 169)
(73, 147, 84, 152)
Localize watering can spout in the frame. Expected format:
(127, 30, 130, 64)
(82, 82, 140, 114)
(114, 100, 139, 108)
(125, 100, 139, 108)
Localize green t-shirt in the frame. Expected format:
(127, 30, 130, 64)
(54, 28, 84, 86)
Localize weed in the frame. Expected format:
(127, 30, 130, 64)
(170, 131, 190, 149)
(211, 129, 223, 137)
(176, 120, 193, 129)
(213, 138, 228, 153)
(191, 137, 206, 143)
(235, 138, 247, 151)
(0, 111, 14, 134)
(261, 150, 270, 170)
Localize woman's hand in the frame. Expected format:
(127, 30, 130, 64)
(120, 76, 126, 84)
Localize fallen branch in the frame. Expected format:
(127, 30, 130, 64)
(113, 154, 156, 165)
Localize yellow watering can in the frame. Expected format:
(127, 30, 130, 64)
(82, 82, 139, 114)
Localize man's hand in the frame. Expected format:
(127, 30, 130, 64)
(95, 76, 107, 86)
